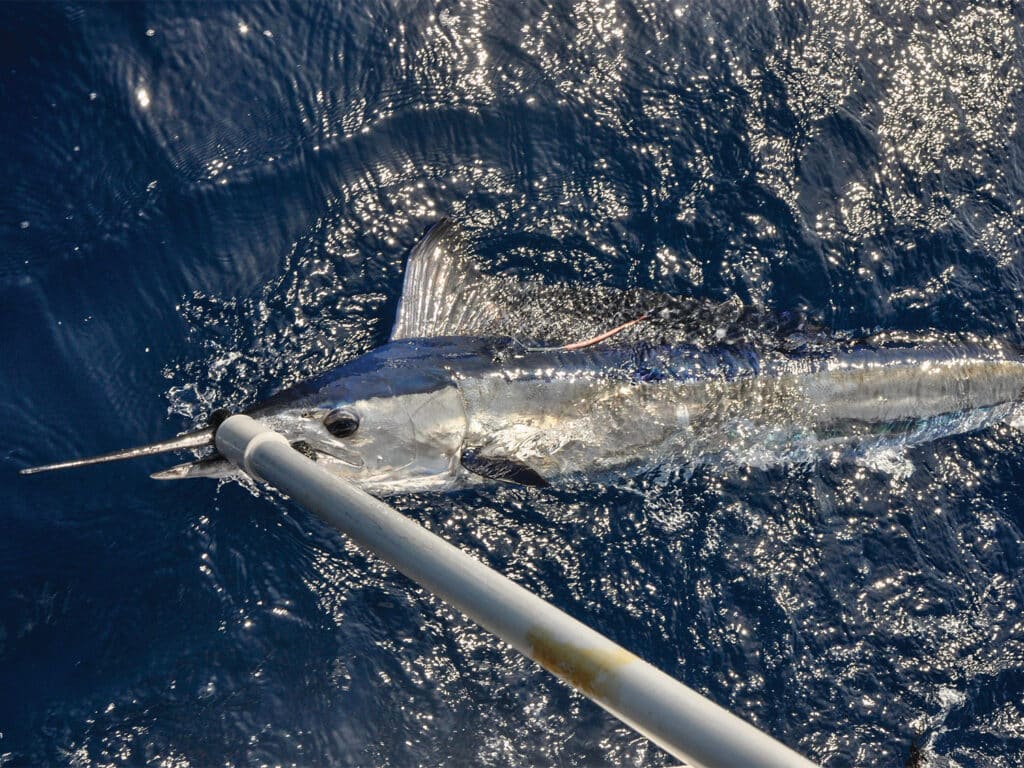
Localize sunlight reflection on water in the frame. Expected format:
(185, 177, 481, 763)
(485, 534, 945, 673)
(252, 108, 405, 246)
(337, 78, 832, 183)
(7, 0, 1024, 766)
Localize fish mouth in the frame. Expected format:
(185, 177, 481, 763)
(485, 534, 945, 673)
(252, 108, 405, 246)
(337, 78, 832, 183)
(310, 439, 365, 469)
(151, 439, 366, 480)
(151, 455, 233, 480)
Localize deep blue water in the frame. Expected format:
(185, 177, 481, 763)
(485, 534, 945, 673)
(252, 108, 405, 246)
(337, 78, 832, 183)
(4, 1, 1024, 766)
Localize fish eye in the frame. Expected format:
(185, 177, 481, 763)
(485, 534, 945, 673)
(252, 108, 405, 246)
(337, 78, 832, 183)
(323, 408, 360, 438)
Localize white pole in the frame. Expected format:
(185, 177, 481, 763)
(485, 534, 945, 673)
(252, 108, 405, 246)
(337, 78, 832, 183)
(216, 414, 818, 768)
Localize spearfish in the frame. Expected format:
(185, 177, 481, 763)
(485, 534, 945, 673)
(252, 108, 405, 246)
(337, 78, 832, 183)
(21, 219, 1024, 495)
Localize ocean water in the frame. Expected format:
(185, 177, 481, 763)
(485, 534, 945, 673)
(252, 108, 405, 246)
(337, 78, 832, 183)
(3, 1, 1024, 766)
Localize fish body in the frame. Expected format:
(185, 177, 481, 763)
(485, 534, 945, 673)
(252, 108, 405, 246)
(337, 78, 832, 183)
(229, 335, 1024, 495)
(21, 219, 1024, 494)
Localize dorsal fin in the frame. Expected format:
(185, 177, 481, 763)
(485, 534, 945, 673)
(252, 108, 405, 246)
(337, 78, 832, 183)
(391, 218, 505, 340)
(389, 219, 658, 344)
(389, 219, 818, 350)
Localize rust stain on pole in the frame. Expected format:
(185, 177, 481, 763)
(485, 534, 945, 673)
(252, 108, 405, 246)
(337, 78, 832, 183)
(527, 628, 637, 698)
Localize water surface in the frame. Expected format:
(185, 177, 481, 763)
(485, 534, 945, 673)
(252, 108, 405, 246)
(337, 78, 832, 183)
(3, 2, 1024, 766)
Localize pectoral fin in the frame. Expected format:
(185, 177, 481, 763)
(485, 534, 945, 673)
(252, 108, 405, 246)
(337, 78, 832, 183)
(460, 448, 549, 488)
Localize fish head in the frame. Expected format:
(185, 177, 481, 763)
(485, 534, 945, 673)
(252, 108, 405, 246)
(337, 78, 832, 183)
(24, 341, 474, 494)
(260, 385, 467, 495)
(232, 341, 472, 494)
